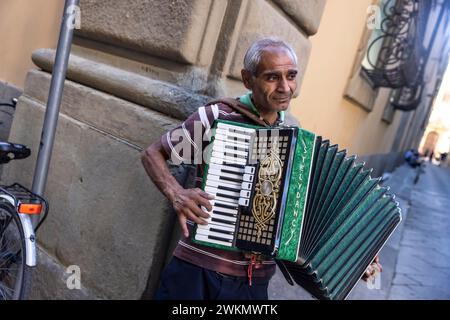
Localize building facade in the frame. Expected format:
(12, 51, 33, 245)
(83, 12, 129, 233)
(2, 0, 327, 299)
(1, 0, 449, 299)
(293, 0, 450, 175)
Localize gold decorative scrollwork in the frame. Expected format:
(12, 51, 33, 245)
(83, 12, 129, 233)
(252, 141, 282, 241)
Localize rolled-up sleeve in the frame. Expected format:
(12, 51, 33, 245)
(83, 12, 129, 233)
(160, 104, 220, 165)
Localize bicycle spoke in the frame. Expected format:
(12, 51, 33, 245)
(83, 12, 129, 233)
(0, 282, 14, 300)
(0, 205, 28, 300)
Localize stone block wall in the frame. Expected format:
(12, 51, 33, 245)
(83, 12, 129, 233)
(2, 0, 325, 299)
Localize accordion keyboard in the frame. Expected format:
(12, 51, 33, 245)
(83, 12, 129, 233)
(195, 123, 257, 247)
(195, 122, 295, 254)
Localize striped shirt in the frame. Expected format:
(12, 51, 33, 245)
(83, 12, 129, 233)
(160, 95, 284, 278)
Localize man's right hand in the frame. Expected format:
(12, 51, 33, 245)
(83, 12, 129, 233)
(172, 188, 215, 237)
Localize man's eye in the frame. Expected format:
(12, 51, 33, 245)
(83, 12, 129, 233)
(267, 75, 278, 81)
(288, 73, 297, 80)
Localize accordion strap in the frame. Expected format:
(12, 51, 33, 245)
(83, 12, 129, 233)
(206, 97, 270, 128)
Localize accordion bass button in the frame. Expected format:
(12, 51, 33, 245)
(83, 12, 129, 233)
(243, 174, 254, 182)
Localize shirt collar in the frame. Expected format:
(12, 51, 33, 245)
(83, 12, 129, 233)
(238, 92, 285, 126)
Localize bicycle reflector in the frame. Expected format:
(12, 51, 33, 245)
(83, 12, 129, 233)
(18, 203, 42, 215)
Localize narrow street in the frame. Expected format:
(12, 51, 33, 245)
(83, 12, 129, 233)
(269, 162, 450, 300)
(387, 163, 450, 299)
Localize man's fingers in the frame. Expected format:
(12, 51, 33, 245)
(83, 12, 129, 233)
(186, 209, 208, 225)
(187, 198, 210, 219)
(195, 188, 215, 200)
(181, 205, 208, 225)
(177, 214, 189, 238)
(195, 194, 213, 212)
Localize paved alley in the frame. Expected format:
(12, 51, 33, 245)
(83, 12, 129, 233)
(269, 163, 450, 300)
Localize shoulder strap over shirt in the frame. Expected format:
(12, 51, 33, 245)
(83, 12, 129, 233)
(206, 97, 270, 128)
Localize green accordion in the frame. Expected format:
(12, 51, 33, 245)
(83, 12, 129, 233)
(193, 120, 402, 300)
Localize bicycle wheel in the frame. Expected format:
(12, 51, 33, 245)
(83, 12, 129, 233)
(0, 202, 32, 300)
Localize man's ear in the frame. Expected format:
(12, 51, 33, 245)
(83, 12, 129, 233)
(241, 69, 253, 90)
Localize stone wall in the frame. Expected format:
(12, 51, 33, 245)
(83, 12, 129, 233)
(2, 0, 325, 299)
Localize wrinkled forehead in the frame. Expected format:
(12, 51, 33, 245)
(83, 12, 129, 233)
(256, 46, 298, 75)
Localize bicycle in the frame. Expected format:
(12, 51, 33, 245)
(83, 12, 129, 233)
(0, 99, 49, 300)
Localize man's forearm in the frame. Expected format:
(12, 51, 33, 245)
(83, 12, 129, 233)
(141, 141, 183, 203)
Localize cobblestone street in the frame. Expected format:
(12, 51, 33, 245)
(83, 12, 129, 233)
(269, 163, 450, 300)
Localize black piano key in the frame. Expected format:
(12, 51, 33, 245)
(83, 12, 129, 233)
(225, 145, 248, 152)
(212, 210, 237, 218)
(223, 152, 247, 159)
(224, 128, 253, 137)
(215, 202, 239, 210)
(210, 227, 234, 235)
(233, 137, 249, 143)
(219, 163, 245, 169)
(218, 185, 241, 192)
(212, 218, 236, 225)
(209, 235, 233, 243)
(220, 168, 244, 175)
(216, 192, 240, 200)
(218, 176, 243, 183)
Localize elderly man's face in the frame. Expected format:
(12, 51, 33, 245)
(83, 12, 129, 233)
(242, 47, 298, 115)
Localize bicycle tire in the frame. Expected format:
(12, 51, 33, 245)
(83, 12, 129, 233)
(0, 202, 32, 300)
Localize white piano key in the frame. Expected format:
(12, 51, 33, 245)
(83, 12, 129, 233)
(197, 229, 234, 240)
(206, 179, 241, 190)
(207, 169, 244, 181)
(239, 198, 250, 206)
(210, 156, 246, 166)
(194, 234, 232, 247)
(208, 163, 245, 174)
(240, 190, 251, 198)
(207, 213, 237, 223)
(195, 228, 234, 240)
(215, 128, 252, 140)
(212, 145, 248, 157)
(203, 219, 237, 229)
(209, 199, 239, 210)
(241, 181, 252, 190)
(197, 223, 235, 233)
(210, 155, 247, 166)
(208, 178, 252, 194)
(217, 123, 256, 134)
(213, 140, 249, 151)
(207, 174, 241, 184)
(211, 152, 247, 164)
(214, 195, 239, 205)
(244, 166, 255, 174)
(205, 186, 240, 198)
(201, 201, 238, 215)
(212, 206, 238, 215)
(214, 135, 249, 147)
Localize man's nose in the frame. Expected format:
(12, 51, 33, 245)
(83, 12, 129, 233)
(277, 77, 290, 92)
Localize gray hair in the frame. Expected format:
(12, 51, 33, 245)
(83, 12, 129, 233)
(243, 37, 298, 76)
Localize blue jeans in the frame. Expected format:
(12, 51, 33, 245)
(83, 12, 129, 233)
(154, 257, 270, 300)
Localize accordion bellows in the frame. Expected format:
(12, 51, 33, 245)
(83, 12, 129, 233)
(282, 139, 402, 300)
(193, 120, 402, 300)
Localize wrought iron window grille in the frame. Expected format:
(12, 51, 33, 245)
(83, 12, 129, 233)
(388, 0, 449, 111)
(389, 83, 424, 111)
(361, 0, 430, 89)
